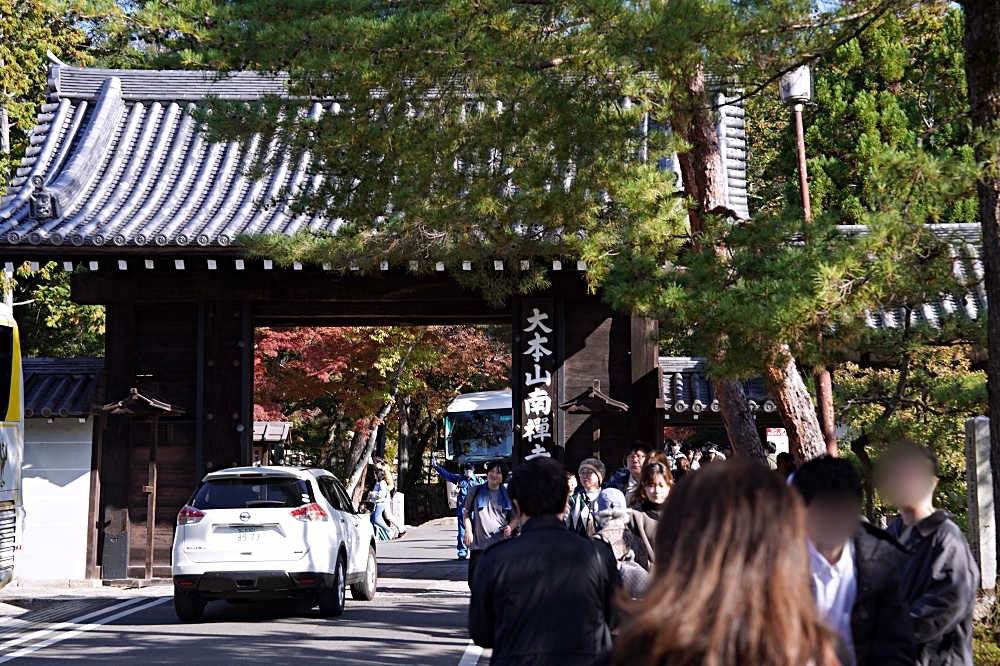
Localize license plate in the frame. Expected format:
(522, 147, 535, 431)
(234, 527, 262, 542)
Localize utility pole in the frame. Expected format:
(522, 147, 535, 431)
(780, 66, 838, 457)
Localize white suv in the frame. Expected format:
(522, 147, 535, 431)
(171, 466, 378, 621)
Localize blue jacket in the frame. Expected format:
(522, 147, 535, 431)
(434, 463, 482, 508)
(602, 468, 631, 494)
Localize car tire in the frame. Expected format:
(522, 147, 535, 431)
(318, 555, 346, 617)
(174, 591, 205, 622)
(350, 546, 377, 601)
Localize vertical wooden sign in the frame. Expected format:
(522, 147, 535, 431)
(519, 298, 559, 461)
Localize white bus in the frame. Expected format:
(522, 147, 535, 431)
(441, 390, 512, 509)
(0, 303, 23, 588)
(444, 390, 513, 463)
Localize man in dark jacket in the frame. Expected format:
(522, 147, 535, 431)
(878, 441, 979, 666)
(793, 456, 916, 666)
(602, 441, 652, 505)
(469, 457, 619, 666)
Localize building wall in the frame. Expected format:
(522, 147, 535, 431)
(20, 418, 93, 581)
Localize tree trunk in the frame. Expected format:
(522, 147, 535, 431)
(672, 68, 764, 460)
(963, 0, 1000, 582)
(715, 376, 767, 463)
(815, 367, 838, 456)
(345, 331, 425, 496)
(347, 400, 395, 498)
(403, 426, 434, 494)
(344, 428, 367, 480)
(764, 346, 827, 465)
(851, 433, 876, 522)
(398, 397, 410, 492)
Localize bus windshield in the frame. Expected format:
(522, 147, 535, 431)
(445, 409, 512, 461)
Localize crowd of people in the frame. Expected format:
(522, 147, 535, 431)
(465, 438, 979, 666)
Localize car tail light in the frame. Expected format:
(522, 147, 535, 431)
(290, 503, 329, 522)
(177, 505, 205, 525)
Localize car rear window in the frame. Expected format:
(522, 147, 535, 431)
(191, 477, 314, 509)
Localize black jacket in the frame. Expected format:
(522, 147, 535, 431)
(851, 522, 917, 666)
(886, 511, 979, 666)
(469, 513, 619, 666)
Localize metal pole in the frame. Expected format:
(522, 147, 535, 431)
(793, 103, 812, 223)
(144, 416, 158, 580)
(793, 102, 837, 455)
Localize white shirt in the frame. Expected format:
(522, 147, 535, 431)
(625, 475, 639, 505)
(808, 538, 857, 665)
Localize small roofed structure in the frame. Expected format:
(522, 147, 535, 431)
(252, 421, 292, 466)
(102, 388, 185, 417)
(103, 388, 183, 580)
(560, 380, 628, 459)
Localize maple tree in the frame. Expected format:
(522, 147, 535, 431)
(254, 325, 509, 497)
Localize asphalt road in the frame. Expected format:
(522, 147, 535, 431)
(0, 522, 486, 666)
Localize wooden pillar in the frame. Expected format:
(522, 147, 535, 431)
(241, 299, 253, 467)
(143, 415, 158, 580)
(85, 415, 105, 579)
(630, 316, 661, 448)
(100, 302, 134, 579)
(200, 301, 250, 474)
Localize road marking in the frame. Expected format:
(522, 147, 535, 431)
(458, 641, 482, 666)
(0, 597, 158, 660)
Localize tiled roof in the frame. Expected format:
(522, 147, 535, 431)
(253, 421, 292, 443)
(0, 64, 752, 248)
(835, 223, 987, 331)
(659, 357, 777, 418)
(22, 357, 104, 418)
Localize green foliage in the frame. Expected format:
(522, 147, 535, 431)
(0, 0, 91, 184)
(77, 0, 900, 307)
(748, 3, 974, 222)
(974, 599, 1000, 666)
(11, 262, 105, 358)
(836, 346, 985, 525)
(603, 146, 982, 380)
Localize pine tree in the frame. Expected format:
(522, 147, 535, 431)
(92, 0, 912, 458)
(749, 3, 974, 222)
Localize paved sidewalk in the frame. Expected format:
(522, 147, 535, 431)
(0, 519, 487, 665)
(379, 521, 470, 593)
(0, 519, 472, 604)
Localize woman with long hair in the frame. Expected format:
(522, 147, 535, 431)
(630, 462, 673, 516)
(606, 460, 839, 666)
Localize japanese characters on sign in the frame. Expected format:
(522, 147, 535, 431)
(520, 299, 558, 460)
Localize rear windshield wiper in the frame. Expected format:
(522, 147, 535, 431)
(244, 500, 287, 507)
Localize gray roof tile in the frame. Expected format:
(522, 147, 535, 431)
(0, 64, 753, 248)
(22, 357, 104, 418)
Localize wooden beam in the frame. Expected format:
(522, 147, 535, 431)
(253, 300, 508, 326)
(70, 269, 592, 305)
